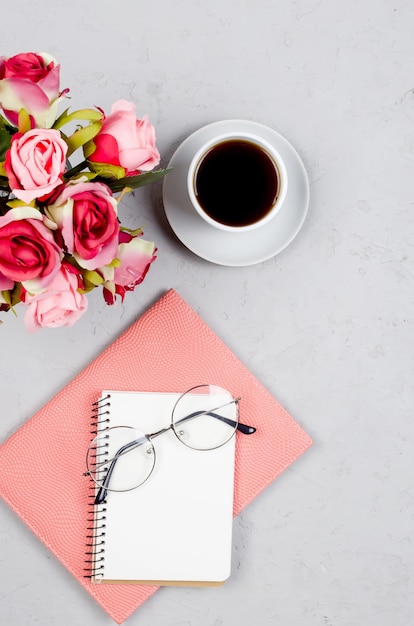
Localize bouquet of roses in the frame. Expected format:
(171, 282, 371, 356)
(0, 51, 169, 331)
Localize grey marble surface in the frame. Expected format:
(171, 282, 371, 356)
(0, 1, 413, 625)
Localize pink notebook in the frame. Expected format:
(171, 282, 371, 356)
(0, 289, 312, 624)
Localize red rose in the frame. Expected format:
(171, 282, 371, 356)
(46, 180, 120, 270)
(0, 207, 61, 292)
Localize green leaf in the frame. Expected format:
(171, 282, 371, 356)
(100, 168, 172, 193)
(1, 290, 11, 306)
(79, 275, 103, 293)
(52, 108, 70, 129)
(53, 108, 103, 130)
(0, 128, 12, 161)
(10, 283, 22, 307)
(120, 225, 144, 237)
(0, 285, 20, 315)
(6, 198, 38, 209)
(83, 138, 95, 159)
(65, 121, 102, 157)
(0, 114, 17, 133)
(87, 160, 126, 180)
(76, 283, 95, 293)
(18, 109, 31, 133)
(82, 270, 104, 287)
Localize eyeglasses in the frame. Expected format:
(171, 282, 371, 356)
(85, 384, 256, 505)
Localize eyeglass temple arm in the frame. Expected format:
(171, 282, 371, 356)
(237, 421, 256, 435)
(94, 437, 146, 506)
(177, 410, 256, 435)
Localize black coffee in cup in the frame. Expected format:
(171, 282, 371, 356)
(193, 139, 280, 228)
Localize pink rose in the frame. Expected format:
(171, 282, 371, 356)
(100, 231, 156, 305)
(0, 206, 61, 292)
(0, 272, 14, 291)
(0, 51, 68, 128)
(46, 180, 119, 270)
(85, 100, 160, 174)
(5, 128, 67, 202)
(23, 266, 88, 332)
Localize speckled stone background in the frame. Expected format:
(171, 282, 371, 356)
(0, 1, 413, 625)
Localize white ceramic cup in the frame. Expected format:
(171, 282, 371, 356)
(187, 131, 288, 232)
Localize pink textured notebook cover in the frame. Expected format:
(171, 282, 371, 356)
(0, 289, 312, 624)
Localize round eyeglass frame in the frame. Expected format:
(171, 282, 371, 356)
(85, 384, 255, 503)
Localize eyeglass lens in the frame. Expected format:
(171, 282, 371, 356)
(86, 426, 155, 492)
(171, 384, 238, 450)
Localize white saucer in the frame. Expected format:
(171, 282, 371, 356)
(162, 120, 310, 267)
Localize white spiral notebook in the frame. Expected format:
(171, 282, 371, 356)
(87, 389, 237, 586)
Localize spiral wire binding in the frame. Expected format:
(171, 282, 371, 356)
(84, 393, 111, 581)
